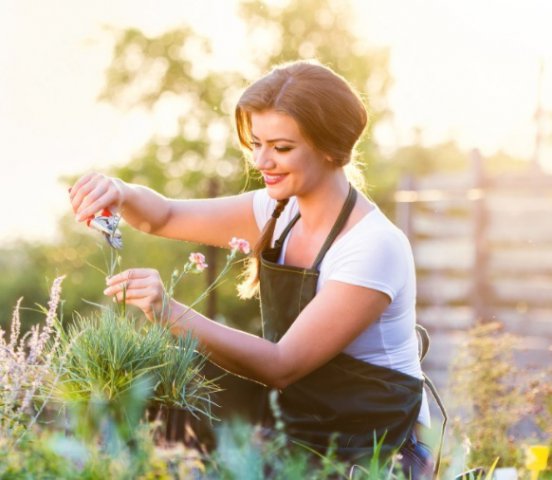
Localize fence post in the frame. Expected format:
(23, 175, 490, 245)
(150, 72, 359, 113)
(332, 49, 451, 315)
(471, 149, 490, 323)
(396, 174, 415, 241)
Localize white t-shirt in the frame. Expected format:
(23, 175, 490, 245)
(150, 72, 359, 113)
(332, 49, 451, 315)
(253, 189, 430, 427)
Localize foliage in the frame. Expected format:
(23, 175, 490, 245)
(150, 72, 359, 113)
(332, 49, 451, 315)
(201, 391, 406, 479)
(0, 419, 407, 480)
(48, 309, 215, 437)
(527, 368, 552, 441)
(202, 420, 405, 480)
(448, 322, 524, 469)
(0, 431, 75, 479)
(0, 0, 394, 335)
(82, 0, 391, 328)
(0, 423, 173, 480)
(45, 253, 232, 446)
(525, 367, 552, 472)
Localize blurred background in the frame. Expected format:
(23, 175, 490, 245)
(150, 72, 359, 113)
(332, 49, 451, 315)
(1, 0, 552, 457)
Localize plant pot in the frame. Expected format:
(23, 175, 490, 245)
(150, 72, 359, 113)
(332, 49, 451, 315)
(146, 404, 214, 451)
(146, 361, 273, 451)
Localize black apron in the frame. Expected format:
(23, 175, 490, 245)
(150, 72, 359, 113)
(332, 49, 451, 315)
(259, 186, 424, 460)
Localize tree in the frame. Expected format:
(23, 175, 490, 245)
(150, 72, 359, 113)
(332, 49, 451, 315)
(1, 0, 392, 332)
(96, 0, 391, 325)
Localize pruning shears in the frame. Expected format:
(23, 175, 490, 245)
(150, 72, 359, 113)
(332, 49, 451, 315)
(86, 208, 123, 250)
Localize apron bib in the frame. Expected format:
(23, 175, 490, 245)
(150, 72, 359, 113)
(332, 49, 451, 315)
(259, 186, 423, 459)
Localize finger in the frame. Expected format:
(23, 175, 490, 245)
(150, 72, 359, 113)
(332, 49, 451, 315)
(69, 173, 96, 201)
(114, 287, 160, 301)
(107, 269, 155, 286)
(115, 297, 158, 321)
(71, 174, 101, 213)
(106, 269, 136, 286)
(76, 183, 113, 221)
(76, 183, 108, 218)
(103, 277, 153, 296)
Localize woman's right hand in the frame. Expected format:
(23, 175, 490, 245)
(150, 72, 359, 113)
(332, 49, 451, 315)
(69, 172, 125, 223)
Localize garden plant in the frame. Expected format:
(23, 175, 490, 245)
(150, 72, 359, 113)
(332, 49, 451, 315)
(1, 239, 551, 478)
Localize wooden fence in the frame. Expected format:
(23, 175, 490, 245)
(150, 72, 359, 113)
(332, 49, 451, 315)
(395, 150, 552, 390)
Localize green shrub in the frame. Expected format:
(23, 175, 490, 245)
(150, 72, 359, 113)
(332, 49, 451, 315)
(449, 322, 523, 468)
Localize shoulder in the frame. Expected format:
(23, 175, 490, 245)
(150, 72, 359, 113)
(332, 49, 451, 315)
(338, 208, 412, 258)
(322, 208, 414, 300)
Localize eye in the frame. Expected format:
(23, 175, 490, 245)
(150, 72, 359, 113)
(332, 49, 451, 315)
(251, 141, 261, 150)
(274, 146, 293, 153)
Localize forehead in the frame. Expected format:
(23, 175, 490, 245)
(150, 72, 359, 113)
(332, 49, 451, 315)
(250, 110, 302, 139)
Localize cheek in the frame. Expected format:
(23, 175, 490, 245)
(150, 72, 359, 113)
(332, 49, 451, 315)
(297, 151, 329, 176)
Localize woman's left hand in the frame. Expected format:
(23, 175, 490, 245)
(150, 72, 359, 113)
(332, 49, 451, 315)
(104, 268, 167, 321)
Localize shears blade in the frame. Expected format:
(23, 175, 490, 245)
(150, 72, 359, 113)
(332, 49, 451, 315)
(86, 209, 123, 250)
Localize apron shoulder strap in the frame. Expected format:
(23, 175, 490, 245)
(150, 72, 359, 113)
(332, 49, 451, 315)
(273, 185, 357, 262)
(274, 212, 301, 249)
(311, 186, 357, 270)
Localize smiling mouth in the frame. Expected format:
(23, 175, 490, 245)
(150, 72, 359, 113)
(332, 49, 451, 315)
(263, 173, 287, 185)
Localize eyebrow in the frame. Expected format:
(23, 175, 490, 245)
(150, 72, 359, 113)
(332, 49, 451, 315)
(251, 133, 297, 143)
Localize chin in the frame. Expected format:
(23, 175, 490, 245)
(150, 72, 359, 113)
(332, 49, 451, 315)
(265, 184, 293, 201)
(266, 191, 288, 201)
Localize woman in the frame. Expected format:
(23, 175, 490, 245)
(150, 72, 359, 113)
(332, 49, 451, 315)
(69, 60, 435, 478)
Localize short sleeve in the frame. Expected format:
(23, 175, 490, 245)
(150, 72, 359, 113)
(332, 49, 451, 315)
(252, 189, 276, 230)
(325, 227, 412, 301)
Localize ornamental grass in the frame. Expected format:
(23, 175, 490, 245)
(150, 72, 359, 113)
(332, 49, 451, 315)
(47, 309, 218, 433)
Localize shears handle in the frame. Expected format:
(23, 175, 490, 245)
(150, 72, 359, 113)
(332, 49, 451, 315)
(85, 208, 114, 227)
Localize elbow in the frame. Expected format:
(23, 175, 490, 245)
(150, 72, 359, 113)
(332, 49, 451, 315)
(266, 360, 299, 390)
(263, 345, 302, 390)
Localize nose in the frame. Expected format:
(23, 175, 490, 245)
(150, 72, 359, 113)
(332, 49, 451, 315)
(254, 146, 276, 170)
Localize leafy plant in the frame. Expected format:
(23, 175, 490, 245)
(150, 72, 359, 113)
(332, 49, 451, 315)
(201, 389, 405, 479)
(47, 309, 217, 443)
(449, 322, 523, 469)
(202, 419, 406, 480)
(526, 367, 552, 443)
(0, 421, 174, 479)
(47, 239, 250, 446)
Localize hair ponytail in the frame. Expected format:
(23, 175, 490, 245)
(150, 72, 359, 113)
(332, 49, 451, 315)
(237, 198, 289, 299)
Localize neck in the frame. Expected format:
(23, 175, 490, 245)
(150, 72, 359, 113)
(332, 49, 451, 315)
(295, 172, 351, 235)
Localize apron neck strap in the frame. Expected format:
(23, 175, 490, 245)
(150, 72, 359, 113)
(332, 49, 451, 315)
(274, 212, 301, 250)
(311, 185, 357, 270)
(273, 185, 358, 270)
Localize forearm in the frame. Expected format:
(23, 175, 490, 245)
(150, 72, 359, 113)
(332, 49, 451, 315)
(166, 300, 286, 388)
(118, 180, 172, 234)
(118, 183, 259, 246)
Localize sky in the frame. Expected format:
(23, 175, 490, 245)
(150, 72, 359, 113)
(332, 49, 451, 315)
(0, 0, 551, 244)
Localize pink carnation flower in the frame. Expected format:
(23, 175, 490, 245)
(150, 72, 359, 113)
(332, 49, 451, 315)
(229, 237, 250, 255)
(188, 252, 208, 272)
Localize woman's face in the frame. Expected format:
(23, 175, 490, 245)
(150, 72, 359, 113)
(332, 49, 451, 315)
(250, 110, 332, 200)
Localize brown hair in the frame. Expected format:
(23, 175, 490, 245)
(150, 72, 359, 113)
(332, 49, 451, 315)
(236, 60, 368, 299)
